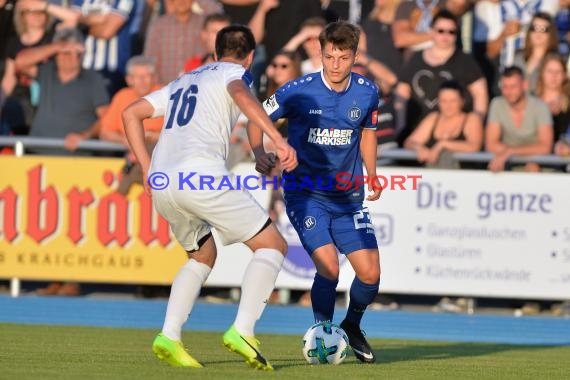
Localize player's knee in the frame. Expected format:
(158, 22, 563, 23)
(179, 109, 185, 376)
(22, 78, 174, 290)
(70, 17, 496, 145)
(187, 250, 217, 268)
(276, 235, 288, 254)
(318, 263, 340, 280)
(359, 267, 380, 284)
(267, 232, 288, 254)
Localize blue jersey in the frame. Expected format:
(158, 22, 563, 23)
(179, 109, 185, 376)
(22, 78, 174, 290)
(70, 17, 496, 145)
(263, 71, 380, 203)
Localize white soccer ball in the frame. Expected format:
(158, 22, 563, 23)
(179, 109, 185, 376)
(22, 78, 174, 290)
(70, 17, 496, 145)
(302, 322, 350, 365)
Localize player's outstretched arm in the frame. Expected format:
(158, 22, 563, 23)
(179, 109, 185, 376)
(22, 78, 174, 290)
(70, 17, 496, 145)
(227, 79, 298, 172)
(361, 128, 382, 201)
(122, 98, 155, 196)
(246, 120, 277, 175)
(244, 105, 273, 175)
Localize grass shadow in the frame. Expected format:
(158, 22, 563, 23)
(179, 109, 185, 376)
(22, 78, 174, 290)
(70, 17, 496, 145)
(372, 341, 566, 364)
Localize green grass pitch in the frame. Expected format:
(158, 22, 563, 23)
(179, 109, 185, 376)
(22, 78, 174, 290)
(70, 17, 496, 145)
(1, 323, 568, 380)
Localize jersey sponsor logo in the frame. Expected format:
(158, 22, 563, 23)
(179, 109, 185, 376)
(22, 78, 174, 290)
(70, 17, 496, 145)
(307, 128, 353, 145)
(371, 110, 378, 125)
(309, 109, 322, 115)
(263, 94, 279, 114)
(303, 216, 317, 230)
(348, 107, 361, 121)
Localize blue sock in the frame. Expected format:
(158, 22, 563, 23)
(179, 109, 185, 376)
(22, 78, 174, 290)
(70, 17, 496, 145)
(311, 273, 338, 323)
(345, 277, 379, 326)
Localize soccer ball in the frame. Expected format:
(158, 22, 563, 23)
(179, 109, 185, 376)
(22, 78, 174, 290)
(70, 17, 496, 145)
(302, 322, 350, 365)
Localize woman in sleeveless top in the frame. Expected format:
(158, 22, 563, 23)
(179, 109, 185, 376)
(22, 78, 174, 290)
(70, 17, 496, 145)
(404, 80, 483, 168)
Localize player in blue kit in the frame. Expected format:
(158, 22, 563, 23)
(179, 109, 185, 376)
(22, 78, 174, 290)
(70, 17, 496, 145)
(248, 21, 382, 363)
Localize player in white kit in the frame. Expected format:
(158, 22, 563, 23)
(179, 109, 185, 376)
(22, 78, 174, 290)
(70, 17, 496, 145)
(122, 25, 297, 371)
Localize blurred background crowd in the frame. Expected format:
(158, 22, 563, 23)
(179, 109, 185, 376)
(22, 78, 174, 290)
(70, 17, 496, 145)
(2, 0, 570, 167)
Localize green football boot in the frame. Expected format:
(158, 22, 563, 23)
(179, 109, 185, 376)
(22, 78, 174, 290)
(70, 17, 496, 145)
(222, 325, 274, 370)
(152, 333, 203, 368)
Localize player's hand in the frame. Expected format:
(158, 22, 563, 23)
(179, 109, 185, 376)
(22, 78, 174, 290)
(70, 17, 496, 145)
(275, 141, 298, 172)
(255, 152, 277, 175)
(366, 175, 382, 201)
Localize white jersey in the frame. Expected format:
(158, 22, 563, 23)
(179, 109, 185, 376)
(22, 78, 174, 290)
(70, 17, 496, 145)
(144, 62, 252, 173)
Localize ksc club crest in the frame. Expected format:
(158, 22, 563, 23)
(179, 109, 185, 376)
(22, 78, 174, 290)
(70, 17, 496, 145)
(275, 211, 346, 279)
(303, 216, 316, 230)
(348, 107, 361, 121)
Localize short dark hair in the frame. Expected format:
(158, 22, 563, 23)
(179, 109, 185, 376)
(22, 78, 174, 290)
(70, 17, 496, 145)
(501, 66, 525, 79)
(431, 9, 459, 30)
(439, 80, 465, 99)
(319, 21, 360, 53)
(215, 24, 256, 60)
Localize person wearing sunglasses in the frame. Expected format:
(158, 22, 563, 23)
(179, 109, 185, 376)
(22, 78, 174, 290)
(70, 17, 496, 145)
(265, 50, 302, 100)
(513, 12, 560, 94)
(395, 9, 488, 145)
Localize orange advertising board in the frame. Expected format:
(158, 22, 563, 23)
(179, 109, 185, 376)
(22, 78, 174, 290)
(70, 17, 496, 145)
(0, 156, 186, 284)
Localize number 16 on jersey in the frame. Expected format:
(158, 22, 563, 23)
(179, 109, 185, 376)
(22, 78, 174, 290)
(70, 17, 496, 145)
(165, 85, 199, 129)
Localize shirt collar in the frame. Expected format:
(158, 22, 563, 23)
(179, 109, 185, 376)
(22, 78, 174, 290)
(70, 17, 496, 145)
(319, 69, 351, 93)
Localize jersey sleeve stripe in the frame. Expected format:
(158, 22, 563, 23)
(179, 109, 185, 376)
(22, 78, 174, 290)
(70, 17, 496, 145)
(242, 70, 254, 88)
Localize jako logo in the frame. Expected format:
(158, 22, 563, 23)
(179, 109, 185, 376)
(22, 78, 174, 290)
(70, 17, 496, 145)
(303, 216, 316, 230)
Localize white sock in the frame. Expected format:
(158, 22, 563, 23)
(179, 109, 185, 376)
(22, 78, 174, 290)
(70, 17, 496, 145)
(234, 248, 284, 336)
(162, 259, 211, 341)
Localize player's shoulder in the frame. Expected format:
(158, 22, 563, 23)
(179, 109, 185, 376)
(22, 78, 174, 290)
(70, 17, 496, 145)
(277, 72, 320, 96)
(350, 72, 379, 96)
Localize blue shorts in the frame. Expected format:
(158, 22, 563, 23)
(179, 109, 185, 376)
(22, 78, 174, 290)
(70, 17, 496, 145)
(284, 193, 378, 255)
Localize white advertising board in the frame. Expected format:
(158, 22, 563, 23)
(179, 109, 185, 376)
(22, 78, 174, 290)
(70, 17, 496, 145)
(206, 165, 570, 300)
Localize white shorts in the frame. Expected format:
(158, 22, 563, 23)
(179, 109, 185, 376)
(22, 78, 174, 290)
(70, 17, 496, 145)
(152, 167, 269, 251)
